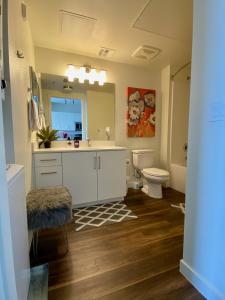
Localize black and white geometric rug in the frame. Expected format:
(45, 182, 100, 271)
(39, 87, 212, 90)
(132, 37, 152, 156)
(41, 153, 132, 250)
(73, 201, 137, 231)
(171, 203, 185, 214)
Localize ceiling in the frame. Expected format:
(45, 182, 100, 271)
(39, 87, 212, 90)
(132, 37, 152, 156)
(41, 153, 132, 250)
(26, 0, 193, 70)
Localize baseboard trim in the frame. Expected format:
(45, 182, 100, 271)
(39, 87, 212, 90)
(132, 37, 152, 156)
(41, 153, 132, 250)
(180, 259, 223, 300)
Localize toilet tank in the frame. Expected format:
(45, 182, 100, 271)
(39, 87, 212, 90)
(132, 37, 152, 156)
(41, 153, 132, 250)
(132, 149, 155, 170)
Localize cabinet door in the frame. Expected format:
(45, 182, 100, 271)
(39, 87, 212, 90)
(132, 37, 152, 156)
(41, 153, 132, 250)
(97, 151, 126, 201)
(62, 152, 98, 206)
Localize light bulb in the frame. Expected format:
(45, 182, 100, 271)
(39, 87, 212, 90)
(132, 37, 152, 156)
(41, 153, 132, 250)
(66, 64, 76, 82)
(78, 66, 86, 83)
(98, 70, 107, 86)
(88, 68, 96, 85)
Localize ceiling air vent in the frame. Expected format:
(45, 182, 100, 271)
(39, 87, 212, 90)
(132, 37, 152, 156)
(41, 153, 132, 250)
(63, 85, 73, 93)
(63, 78, 73, 93)
(132, 45, 161, 60)
(98, 47, 116, 58)
(60, 10, 97, 38)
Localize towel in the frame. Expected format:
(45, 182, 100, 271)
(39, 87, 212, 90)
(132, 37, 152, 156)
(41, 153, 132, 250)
(28, 96, 41, 131)
(39, 104, 46, 129)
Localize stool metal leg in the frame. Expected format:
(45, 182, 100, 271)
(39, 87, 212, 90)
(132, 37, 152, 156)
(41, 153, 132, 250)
(61, 224, 69, 253)
(32, 232, 36, 257)
(32, 230, 39, 257)
(35, 230, 39, 256)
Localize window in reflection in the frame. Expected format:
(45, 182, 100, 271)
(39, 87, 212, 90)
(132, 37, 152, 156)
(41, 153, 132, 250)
(50, 97, 86, 140)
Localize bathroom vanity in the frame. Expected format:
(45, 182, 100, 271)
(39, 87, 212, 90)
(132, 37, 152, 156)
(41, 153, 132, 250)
(33, 146, 127, 206)
(32, 73, 126, 206)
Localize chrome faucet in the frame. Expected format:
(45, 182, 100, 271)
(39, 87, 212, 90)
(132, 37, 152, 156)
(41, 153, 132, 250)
(105, 127, 110, 140)
(87, 138, 91, 147)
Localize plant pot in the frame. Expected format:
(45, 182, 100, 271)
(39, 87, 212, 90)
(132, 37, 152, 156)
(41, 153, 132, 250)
(44, 141, 51, 148)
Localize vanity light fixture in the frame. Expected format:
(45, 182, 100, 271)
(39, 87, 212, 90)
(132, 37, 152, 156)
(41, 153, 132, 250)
(98, 70, 107, 86)
(65, 64, 107, 86)
(88, 68, 97, 85)
(78, 66, 86, 84)
(66, 64, 77, 82)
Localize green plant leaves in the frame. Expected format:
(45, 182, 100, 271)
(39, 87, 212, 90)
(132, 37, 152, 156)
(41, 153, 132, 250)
(36, 126, 59, 142)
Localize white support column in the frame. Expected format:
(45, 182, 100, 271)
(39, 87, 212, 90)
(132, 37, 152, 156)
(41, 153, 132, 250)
(180, 0, 225, 299)
(160, 65, 171, 170)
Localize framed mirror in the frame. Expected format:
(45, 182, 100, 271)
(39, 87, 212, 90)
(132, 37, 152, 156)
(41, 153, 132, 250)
(41, 73, 115, 141)
(29, 66, 40, 105)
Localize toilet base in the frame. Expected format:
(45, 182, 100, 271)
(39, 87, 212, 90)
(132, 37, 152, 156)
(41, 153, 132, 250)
(142, 183, 162, 199)
(127, 177, 143, 190)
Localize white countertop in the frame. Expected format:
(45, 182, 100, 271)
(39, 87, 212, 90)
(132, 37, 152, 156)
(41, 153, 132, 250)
(6, 164, 24, 184)
(33, 146, 127, 153)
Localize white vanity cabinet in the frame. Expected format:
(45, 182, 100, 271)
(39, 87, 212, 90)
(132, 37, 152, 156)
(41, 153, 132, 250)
(62, 151, 98, 205)
(62, 150, 126, 206)
(33, 148, 126, 206)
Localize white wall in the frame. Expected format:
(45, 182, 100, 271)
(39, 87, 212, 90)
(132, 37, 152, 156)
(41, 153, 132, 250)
(0, 94, 18, 300)
(171, 65, 190, 164)
(181, 0, 225, 299)
(35, 47, 161, 172)
(6, 0, 35, 193)
(2, 0, 15, 164)
(160, 65, 171, 170)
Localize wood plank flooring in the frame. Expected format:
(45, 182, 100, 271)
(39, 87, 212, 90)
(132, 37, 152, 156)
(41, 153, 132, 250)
(31, 188, 205, 300)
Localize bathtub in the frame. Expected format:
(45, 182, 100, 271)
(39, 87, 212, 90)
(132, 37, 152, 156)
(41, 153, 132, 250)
(170, 162, 187, 193)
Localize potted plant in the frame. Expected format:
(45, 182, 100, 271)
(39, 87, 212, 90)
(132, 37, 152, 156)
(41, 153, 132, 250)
(37, 126, 58, 148)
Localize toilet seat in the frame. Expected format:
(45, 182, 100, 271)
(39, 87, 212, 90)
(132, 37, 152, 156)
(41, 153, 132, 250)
(142, 168, 169, 178)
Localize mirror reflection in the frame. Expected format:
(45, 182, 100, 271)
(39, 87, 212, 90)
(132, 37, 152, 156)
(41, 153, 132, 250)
(41, 73, 115, 141)
(30, 66, 40, 104)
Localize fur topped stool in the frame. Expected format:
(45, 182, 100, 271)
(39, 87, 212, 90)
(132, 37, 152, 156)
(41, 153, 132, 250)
(26, 186, 72, 256)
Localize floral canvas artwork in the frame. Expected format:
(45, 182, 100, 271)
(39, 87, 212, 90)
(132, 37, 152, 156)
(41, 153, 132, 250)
(127, 87, 156, 137)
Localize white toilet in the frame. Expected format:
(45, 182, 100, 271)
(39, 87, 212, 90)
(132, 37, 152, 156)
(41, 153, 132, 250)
(132, 149, 169, 199)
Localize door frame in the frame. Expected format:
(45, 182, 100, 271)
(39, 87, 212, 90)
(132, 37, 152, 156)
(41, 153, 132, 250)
(0, 0, 18, 298)
(0, 89, 18, 300)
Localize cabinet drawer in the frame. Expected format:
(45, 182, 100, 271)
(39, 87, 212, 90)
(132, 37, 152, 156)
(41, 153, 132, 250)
(35, 166, 62, 188)
(34, 153, 62, 167)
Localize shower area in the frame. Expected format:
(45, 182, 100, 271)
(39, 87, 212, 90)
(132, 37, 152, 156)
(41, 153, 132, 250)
(169, 63, 191, 193)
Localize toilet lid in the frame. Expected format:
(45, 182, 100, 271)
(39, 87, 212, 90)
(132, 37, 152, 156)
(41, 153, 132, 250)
(142, 168, 169, 177)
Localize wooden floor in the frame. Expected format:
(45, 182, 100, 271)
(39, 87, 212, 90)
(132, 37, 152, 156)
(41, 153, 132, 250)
(31, 188, 205, 300)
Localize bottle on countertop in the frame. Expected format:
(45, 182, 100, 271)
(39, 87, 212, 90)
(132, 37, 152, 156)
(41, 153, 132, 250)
(67, 137, 72, 146)
(74, 138, 79, 148)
